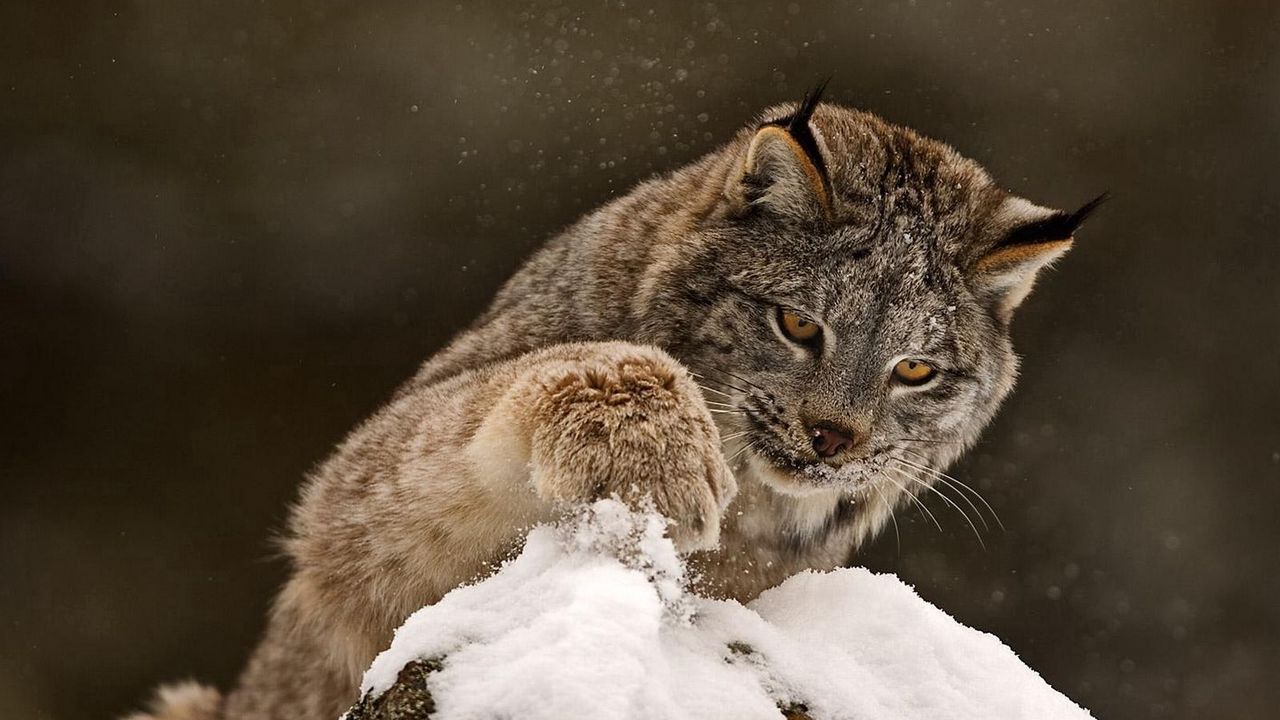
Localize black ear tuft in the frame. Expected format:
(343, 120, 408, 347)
(785, 78, 830, 137)
(1065, 192, 1109, 233)
(1005, 192, 1109, 246)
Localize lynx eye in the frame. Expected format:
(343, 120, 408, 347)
(892, 359, 937, 386)
(777, 308, 822, 345)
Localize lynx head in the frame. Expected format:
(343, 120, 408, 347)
(636, 87, 1102, 500)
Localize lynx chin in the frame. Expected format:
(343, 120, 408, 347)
(127, 87, 1101, 720)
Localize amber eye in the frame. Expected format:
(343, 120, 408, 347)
(777, 308, 822, 345)
(892, 359, 937, 386)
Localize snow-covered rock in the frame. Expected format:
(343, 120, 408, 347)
(350, 500, 1092, 720)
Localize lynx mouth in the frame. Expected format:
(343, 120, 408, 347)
(725, 397, 886, 492)
(737, 432, 884, 494)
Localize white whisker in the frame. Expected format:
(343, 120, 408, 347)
(726, 440, 757, 465)
(703, 400, 742, 410)
(873, 483, 901, 555)
(877, 472, 943, 533)
(891, 457, 989, 532)
(896, 451, 1004, 531)
(696, 384, 736, 400)
(887, 464, 985, 549)
(686, 369, 754, 396)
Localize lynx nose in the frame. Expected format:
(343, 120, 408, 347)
(810, 424, 856, 459)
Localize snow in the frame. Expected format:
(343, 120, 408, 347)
(360, 500, 1093, 720)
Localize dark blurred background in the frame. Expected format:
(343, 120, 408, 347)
(2, 1, 1277, 718)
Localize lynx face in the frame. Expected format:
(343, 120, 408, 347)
(639, 92, 1100, 497)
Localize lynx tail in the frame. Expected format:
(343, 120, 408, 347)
(122, 681, 222, 720)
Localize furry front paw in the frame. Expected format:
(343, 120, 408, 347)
(523, 343, 735, 551)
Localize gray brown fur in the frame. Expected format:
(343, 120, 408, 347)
(129, 99, 1089, 720)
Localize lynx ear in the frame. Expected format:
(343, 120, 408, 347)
(975, 194, 1106, 322)
(728, 84, 833, 221)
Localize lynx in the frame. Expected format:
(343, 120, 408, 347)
(128, 88, 1100, 720)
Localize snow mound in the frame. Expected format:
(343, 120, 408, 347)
(360, 500, 1092, 720)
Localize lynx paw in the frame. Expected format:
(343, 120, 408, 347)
(524, 344, 735, 551)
